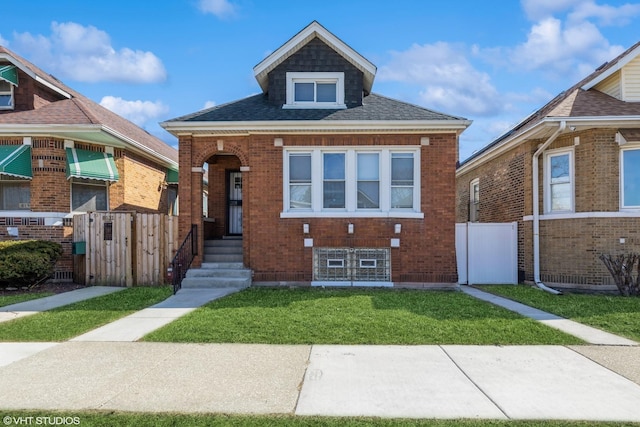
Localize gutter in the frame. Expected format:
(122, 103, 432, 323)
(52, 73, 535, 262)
(531, 120, 566, 295)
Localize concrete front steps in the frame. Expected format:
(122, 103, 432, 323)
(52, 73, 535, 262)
(181, 239, 252, 289)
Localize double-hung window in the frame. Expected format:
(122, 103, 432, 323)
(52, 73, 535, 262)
(0, 80, 14, 110)
(469, 178, 479, 222)
(283, 148, 421, 217)
(544, 148, 574, 213)
(621, 148, 640, 209)
(284, 72, 346, 109)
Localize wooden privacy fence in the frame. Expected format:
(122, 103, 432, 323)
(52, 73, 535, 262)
(73, 212, 179, 286)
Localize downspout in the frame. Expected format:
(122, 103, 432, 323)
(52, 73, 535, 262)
(532, 120, 566, 295)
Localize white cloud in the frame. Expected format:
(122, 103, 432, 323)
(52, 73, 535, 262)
(198, 0, 237, 18)
(11, 22, 166, 84)
(204, 100, 216, 109)
(569, 1, 640, 25)
(379, 42, 503, 116)
(100, 96, 169, 127)
(521, 0, 583, 21)
(509, 16, 624, 79)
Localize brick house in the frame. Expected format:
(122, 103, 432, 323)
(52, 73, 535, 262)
(456, 41, 640, 291)
(162, 22, 470, 288)
(0, 46, 179, 282)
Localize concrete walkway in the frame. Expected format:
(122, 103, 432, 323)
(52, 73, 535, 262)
(71, 288, 242, 342)
(461, 286, 638, 346)
(0, 286, 125, 324)
(1, 342, 640, 421)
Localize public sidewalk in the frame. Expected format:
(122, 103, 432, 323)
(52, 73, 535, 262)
(1, 342, 640, 421)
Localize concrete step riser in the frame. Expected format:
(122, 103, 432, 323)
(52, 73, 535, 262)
(203, 255, 244, 263)
(181, 277, 250, 289)
(204, 247, 243, 255)
(204, 240, 243, 248)
(186, 269, 252, 279)
(201, 262, 245, 269)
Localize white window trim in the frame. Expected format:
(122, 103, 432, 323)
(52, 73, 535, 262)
(543, 147, 574, 214)
(469, 178, 479, 222)
(282, 147, 422, 219)
(283, 72, 346, 109)
(620, 146, 640, 210)
(0, 81, 14, 110)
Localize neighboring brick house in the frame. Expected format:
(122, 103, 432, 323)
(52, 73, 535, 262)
(456, 41, 640, 291)
(0, 46, 179, 281)
(162, 21, 470, 287)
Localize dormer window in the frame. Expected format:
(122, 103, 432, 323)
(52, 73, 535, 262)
(284, 72, 346, 109)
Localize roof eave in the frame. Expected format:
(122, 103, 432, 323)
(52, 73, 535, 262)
(161, 119, 471, 136)
(0, 124, 177, 168)
(457, 115, 640, 175)
(0, 52, 72, 99)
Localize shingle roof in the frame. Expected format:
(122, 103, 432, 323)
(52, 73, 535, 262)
(0, 46, 177, 164)
(459, 40, 640, 167)
(168, 93, 466, 123)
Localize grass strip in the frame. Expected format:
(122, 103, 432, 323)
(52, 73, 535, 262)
(0, 286, 171, 342)
(0, 292, 53, 308)
(478, 285, 640, 342)
(144, 287, 582, 345)
(0, 411, 636, 427)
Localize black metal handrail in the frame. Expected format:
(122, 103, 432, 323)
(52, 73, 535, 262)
(169, 224, 198, 294)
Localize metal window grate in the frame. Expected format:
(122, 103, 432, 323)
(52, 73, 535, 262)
(314, 248, 390, 282)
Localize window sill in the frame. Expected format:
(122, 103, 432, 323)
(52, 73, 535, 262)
(280, 211, 424, 219)
(282, 103, 347, 110)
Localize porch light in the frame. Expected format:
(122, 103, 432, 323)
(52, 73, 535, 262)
(348, 223, 354, 234)
(394, 224, 402, 234)
(303, 223, 310, 234)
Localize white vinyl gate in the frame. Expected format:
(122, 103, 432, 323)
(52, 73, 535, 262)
(456, 222, 518, 285)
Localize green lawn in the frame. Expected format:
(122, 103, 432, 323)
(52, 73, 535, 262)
(2, 411, 637, 427)
(143, 287, 583, 345)
(0, 286, 171, 341)
(0, 292, 53, 308)
(478, 285, 640, 342)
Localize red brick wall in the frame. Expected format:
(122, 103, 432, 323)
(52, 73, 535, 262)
(185, 132, 459, 285)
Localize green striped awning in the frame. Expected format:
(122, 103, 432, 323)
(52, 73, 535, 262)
(0, 145, 32, 179)
(0, 65, 18, 86)
(165, 167, 179, 184)
(66, 148, 119, 181)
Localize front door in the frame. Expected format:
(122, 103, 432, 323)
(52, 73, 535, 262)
(227, 171, 242, 235)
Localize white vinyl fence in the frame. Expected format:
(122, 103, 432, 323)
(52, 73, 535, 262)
(456, 222, 518, 285)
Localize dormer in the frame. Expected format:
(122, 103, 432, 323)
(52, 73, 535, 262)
(253, 21, 377, 109)
(582, 42, 640, 102)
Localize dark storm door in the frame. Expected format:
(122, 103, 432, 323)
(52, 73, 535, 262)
(227, 171, 243, 235)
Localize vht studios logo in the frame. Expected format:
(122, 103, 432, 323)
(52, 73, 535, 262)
(3, 416, 80, 426)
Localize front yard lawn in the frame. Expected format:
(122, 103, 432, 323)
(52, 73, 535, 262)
(478, 285, 640, 342)
(0, 286, 171, 341)
(143, 287, 583, 345)
(0, 292, 53, 308)
(2, 411, 637, 427)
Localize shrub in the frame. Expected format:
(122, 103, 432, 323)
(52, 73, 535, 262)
(599, 253, 640, 297)
(0, 240, 63, 287)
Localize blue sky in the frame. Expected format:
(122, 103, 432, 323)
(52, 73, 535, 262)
(2, 0, 640, 160)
